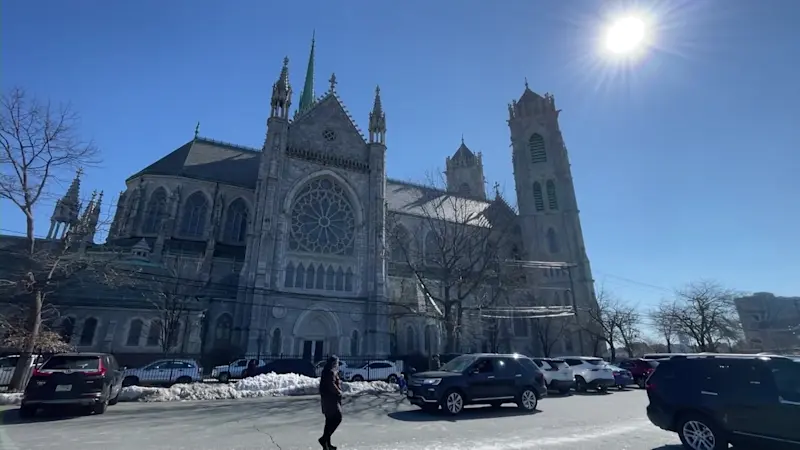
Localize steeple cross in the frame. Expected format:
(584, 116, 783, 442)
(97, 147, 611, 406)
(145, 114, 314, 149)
(76, 167, 84, 178)
(329, 73, 337, 92)
(493, 182, 500, 196)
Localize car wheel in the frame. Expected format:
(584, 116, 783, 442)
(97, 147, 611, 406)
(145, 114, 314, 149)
(175, 376, 193, 384)
(677, 413, 727, 450)
(18, 405, 36, 419)
(517, 388, 538, 412)
(442, 390, 464, 415)
(93, 400, 108, 415)
(122, 376, 138, 387)
(575, 376, 587, 392)
(108, 388, 121, 406)
(351, 375, 364, 382)
(617, 385, 624, 391)
(387, 374, 398, 384)
(596, 384, 607, 393)
(218, 372, 230, 383)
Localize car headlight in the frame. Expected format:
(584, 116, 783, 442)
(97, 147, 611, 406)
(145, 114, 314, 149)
(422, 378, 441, 385)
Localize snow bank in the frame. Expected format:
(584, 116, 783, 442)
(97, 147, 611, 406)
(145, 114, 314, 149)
(119, 372, 398, 403)
(0, 393, 22, 406)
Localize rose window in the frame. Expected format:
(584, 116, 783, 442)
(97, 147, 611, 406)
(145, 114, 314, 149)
(288, 178, 356, 255)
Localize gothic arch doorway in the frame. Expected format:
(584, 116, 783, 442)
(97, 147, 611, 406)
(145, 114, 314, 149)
(292, 307, 342, 362)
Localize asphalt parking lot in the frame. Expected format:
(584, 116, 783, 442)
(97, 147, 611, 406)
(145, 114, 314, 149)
(0, 389, 682, 450)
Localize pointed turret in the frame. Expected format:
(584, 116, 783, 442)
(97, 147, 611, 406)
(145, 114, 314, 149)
(368, 86, 386, 145)
(445, 138, 486, 199)
(297, 32, 316, 115)
(47, 168, 83, 239)
(270, 57, 292, 120)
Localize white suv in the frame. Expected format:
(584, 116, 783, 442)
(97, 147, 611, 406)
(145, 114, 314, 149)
(341, 360, 400, 383)
(122, 359, 203, 387)
(531, 358, 575, 394)
(561, 356, 615, 392)
(211, 358, 267, 383)
(0, 354, 44, 387)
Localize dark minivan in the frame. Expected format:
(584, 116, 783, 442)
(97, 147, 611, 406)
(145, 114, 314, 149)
(646, 353, 800, 449)
(407, 353, 547, 416)
(21, 352, 124, 417)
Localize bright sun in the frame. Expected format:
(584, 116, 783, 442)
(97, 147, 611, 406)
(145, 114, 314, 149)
(605, 17, 646, 54)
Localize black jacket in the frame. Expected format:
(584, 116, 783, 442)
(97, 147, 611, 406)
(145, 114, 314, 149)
(320, 369, 342, 415)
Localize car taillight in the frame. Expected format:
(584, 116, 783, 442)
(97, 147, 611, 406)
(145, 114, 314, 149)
(85, 359, 106, 377)
(32, 368, 50, 377)
(613, 371, 620, 375)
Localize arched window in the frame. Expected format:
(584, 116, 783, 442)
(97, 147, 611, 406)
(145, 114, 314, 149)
(335, 267, 344, 291)
(546, 228, 560, 254)
(60, 317, 76, 343)
(424, 324, 437, 355)
(214, 314, 232, 345)
(288, 177, 356, 256)
(270, 328, 282, 356)
(126, 319, 143, 346)
(325, 266, 335, 290)
(565, 334, 575, 352)
(180, 191, 209, 238)
(79, 317, 98, 346)
(350, 330, 360, 356)
(167, 322, 181, 348)
(147, 319, 162, 346)
(405, 326, 416, 353)
(223, 198, 249, 243)
(315, 264, 325, 289)
(344, 268, 354, 291)
(142, 188, 168, 234)
(552, 291, 561, 306)
(295, 263, 306, 288)
(424, 232, 439, 265)
(533, 182, 544, 211)
(305, 265, 315, 289)
(390, 225, 410, 262)
(546, 180, 558, 210)
(284, 262, 295, 288)
(529, 133, 546, 163)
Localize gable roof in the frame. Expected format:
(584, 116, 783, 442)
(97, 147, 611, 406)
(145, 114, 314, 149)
(292, 92, 367, 145)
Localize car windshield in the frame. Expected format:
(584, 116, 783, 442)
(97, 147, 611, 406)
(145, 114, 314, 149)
(440, 355, 478, 373)
(42, 356, 100, 370)
(584, 359, 605, 366)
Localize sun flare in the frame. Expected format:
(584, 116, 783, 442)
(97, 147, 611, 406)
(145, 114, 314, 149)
(605, 17, 646, 54)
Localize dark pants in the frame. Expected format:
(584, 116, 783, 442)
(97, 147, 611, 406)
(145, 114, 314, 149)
(322, 411, 342, 443)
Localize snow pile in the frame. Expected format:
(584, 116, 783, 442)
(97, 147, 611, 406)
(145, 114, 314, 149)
(120, 372, 398, 403)
(0, 393, 22, 405)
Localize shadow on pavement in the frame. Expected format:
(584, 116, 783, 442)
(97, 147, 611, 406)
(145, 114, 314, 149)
(1, 406, 85, 424)
(388, 405, 541, 422)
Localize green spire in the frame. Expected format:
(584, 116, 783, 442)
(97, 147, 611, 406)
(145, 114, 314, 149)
(298, 31, 316, 113)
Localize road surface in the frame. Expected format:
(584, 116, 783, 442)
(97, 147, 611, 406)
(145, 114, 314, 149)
(0, 388, 681, 449)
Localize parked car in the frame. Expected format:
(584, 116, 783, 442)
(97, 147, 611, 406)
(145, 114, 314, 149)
(617, 358, 659, 388)
(406, 353, 547, 416)
(341, 360, 400, 383)
(20, 352, 124, 418)
(561, 356, 615, 392)
(211, 358, 267, 383)
(122, 359, 203, 387)
(531, 358, 574, 394)
(315, 360, 348, 377)
(604, 364, 634, 390)
(255, 359, 316, 378)
(646, 353, 800, 449)
(0, 354, 44, 387)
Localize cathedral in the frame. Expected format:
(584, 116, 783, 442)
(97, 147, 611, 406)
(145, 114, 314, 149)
(8, 37, 598, 363)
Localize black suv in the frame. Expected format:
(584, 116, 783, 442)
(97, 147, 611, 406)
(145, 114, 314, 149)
(406, 353, 547, 415)
(646, 353, 800, 449)
(21, 352, 124, 417)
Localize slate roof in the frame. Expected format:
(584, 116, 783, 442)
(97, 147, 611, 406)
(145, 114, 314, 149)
(126, 138, 500, 226)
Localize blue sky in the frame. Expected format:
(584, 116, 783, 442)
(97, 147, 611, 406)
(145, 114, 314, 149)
(2, 0, 798, 314)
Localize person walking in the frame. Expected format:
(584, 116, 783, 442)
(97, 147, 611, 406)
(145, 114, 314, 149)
(319, 355, 343, 450)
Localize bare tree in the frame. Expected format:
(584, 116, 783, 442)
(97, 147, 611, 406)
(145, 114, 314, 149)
(650, 300, 680, 353)
(670, 280, 742, 352)
(0, 304, 74, 353)
(386, 175, 518, 353)
(616, 306, 642, 358)
(581, 286, 626, 361)
(533, 316, 570, 357)
(0, 87, 99, 391)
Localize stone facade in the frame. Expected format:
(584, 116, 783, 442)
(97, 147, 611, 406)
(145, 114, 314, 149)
(0, 40, 599, 363)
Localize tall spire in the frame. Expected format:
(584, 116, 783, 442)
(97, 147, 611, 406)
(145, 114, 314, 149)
(368, 85, 386, 145)
(270, 56, 292, 119)
(298, 31, 316, 114)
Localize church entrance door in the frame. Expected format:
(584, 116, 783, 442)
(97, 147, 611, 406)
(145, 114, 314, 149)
(303, 340, 324, 362)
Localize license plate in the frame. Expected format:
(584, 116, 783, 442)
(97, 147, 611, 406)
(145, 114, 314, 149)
(55, 385, 72, 392)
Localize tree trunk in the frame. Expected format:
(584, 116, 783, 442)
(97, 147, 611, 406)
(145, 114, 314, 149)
(665, 339, 672, 353)
(444, 301, 457, 353)
(607, 341, 616, 362)
(8, 290, 44, 391)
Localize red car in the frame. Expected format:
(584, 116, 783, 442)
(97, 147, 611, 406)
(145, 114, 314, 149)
(617, 358, 659, 388)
